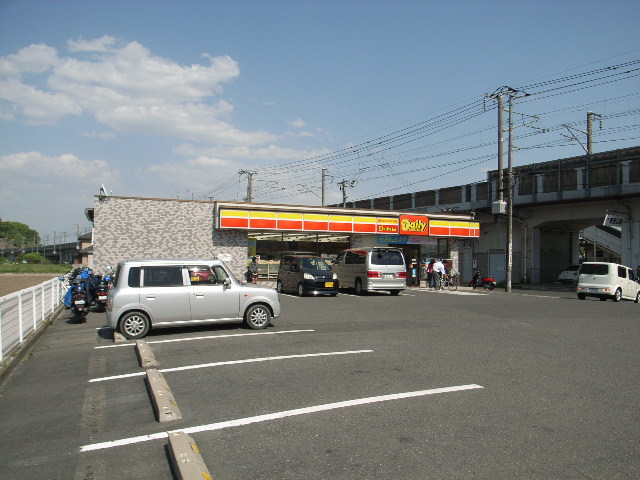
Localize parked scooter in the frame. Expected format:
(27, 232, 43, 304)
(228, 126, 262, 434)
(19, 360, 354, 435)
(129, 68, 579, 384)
(64, 269, 94, 322)
(70, 279, 91, 322)
(94, 275, 110, 311)
(469, 270, 496, 290)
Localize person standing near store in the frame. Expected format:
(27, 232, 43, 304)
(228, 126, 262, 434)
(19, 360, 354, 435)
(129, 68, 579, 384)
(433, 259, 446, 290)
(425, 259, 435, 289)
(249, 257, 259, 283)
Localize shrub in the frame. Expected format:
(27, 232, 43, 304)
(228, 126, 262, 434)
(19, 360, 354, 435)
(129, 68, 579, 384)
(17, 252, 48, 264)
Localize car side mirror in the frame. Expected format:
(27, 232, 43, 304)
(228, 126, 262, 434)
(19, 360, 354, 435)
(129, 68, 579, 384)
(224, 277, 232, 287)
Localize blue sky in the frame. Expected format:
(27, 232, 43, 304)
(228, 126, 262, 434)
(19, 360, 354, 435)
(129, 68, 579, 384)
(1, 0, 639, 242)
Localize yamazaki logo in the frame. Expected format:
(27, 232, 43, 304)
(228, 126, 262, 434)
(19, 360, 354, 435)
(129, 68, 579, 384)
(399, 215, 429, 235)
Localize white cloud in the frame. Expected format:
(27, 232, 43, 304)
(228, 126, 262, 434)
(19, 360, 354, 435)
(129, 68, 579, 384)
(0, 151, 116, 180)
(67, 35, 118, 53)
(81, 131, 116, 139)
(0, 151, 120, 235)
(0, 38, 276, 144)
(173, 143, 333, 162)
(289, 118, 306, 128)
(0, 44, 59, 76)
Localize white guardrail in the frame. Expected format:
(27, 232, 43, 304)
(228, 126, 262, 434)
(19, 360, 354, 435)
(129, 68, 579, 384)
(0, 278, 65, 362)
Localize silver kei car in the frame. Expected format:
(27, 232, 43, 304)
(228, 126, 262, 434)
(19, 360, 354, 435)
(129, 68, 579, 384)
(106, 258, 281, 339)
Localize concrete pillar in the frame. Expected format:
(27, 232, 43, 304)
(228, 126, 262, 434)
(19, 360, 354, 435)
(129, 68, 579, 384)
(621, 160, 630, 185)
(435, 190, 440, 206)
(471, 184, 477, 202)
(571, 232, 581, 265)
(576, 168, 585, 190)
(411, 192, 416, 209)
(536, 174, 544, 194)
(530, 227, 541, 283)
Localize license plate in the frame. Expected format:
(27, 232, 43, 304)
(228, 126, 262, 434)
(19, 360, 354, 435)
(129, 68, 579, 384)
(384, 274, 394, 279)
(325, 282, 334, 288)
(98, 295, 108, 300)
(75, 300, 85, 305)
(589, 288, 599, 293)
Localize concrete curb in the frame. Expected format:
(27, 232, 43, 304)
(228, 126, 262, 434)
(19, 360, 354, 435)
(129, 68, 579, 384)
(135, 340, 158, 368)
(168, 431, 213, 480)
(0, 304, 66, 387)
(145, 368, 182, 422)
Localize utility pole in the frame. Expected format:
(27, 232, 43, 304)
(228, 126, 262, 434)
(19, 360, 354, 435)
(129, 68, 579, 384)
(487, 86, 534, 293)
(321, 168, 327, 206)
(506, 92, 514, 293)
(338, 179, 356, 207)
(238, 170, 256, 202)
(561, 111, 602, 154)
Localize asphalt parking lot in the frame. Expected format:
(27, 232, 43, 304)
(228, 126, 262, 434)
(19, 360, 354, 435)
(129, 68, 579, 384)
(1, 285, 639, 479)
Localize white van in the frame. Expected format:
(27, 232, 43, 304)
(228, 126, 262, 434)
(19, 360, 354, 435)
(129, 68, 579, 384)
(332, 247, 407, 295)
(576, 262, 640, 302)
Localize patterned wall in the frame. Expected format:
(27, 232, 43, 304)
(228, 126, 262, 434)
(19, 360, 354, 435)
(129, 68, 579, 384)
(92, 196, 248, 278)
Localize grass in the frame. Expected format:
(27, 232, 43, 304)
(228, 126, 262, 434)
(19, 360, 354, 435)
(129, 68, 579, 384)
(0, 264, 71, 274)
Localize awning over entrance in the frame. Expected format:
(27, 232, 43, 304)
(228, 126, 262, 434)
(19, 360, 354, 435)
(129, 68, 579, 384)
(214, 201, 479, 238)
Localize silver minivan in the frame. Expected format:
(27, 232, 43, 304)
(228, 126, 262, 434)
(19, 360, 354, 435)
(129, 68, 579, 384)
(576, 262, 640, 302)
(332, 247, 407, 295)
(106, 259, 281, 339)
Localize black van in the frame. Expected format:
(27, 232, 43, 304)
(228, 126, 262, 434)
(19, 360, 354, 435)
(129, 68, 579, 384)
(276, 255, 339, 296)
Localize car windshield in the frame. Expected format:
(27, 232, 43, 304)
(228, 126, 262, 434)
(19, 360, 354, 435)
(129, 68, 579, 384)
(565, 265, 580, 271)
(371, 250, 404, 265)
(580, 264, 609, 275)
(299, 257, 331, 271)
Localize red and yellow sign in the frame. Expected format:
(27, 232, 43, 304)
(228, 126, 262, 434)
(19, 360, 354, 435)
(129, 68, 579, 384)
(399, 215, 429, 236)
(217, 207, 479, 238)
(429, 219, 480, 237)
(219, 209, 399, 235)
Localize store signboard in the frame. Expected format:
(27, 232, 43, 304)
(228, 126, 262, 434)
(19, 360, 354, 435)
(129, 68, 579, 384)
(217, 205, 479, 238)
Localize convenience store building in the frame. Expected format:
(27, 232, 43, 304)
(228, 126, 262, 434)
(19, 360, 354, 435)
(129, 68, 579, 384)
(90, 197, 479, 285)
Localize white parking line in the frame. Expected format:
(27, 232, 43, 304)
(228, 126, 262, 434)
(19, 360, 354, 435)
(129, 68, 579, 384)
(417, 289, 489, 296)
(88, 349, 374, 383)
(94, 329, 315, 349)
(80, 383, 483, 452)
(522, 294, 561, 299)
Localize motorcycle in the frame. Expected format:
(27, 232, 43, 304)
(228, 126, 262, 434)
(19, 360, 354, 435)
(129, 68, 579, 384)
(469, 270, 496, 290)
(94, 276, 110, 311)
(70, 279, 91, 322)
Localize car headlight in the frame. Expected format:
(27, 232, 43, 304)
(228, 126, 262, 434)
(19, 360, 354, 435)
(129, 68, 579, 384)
(303, 272, 315, 280)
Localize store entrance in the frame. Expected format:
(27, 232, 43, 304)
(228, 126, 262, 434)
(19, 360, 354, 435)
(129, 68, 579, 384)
(400, 245, 422, 287)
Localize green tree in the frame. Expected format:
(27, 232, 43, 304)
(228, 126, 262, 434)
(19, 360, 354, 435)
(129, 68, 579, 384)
(0, 221, 40, 247)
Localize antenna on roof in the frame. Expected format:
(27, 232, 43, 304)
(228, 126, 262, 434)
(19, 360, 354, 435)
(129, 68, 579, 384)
(99, 184, 111, 200)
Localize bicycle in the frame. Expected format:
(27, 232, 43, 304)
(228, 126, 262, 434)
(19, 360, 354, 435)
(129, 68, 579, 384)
(443, 273, 459, 291)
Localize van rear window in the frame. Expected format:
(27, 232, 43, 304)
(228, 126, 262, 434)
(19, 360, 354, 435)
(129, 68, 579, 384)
(371, 250, 404, 265)
(580, 264, 609, 275)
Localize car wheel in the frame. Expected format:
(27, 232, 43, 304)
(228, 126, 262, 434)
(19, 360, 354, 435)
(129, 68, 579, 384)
(389, 290, 401, 295)
(297, 283, 305, 296)
(577, 293, 586, 300)
(119, 311, 150, 339)
(635, 292, 640, 304)
(355, 279, 364, 295)
(613, 288, 622, 302)
(276, 280, 283, 293)
(245, 304, 271, 329)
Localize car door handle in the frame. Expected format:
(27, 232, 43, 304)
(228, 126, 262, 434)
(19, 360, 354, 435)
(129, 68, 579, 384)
(194, 293, 205, 297)
(146, 295, 156, 300)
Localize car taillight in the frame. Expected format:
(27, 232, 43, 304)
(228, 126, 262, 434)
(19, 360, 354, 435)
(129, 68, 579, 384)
(396, 271, 407, 278)
(367, 271, 381, 278)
